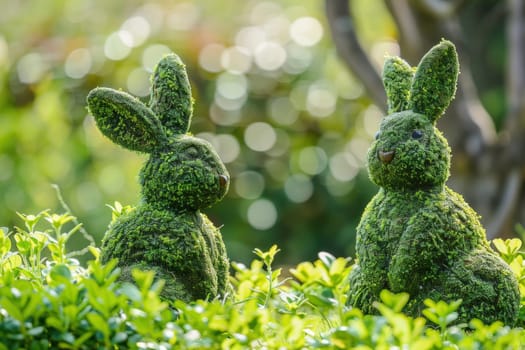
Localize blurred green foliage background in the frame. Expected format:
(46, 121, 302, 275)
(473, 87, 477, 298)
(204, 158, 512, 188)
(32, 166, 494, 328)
(0, 0, 397, 265)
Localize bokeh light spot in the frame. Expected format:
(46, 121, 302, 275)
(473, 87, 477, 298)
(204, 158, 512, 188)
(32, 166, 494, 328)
(325, 173, 353, 197)
(210, 103, 242, 126)
(215, 134, 241, 164)
(290, 17, 324, 47)
(221, 46, 252, 74)
(142, 44, 172, 71)
(196, 133, 240, 164)
(64, 48, 92, 79)
(265, 159, 289, 182)
(267, 97, 298, 126)
(371, 40, 400, 70)
(284, 174, 313, 203)
(199, 44, 225, 73)
(298, 146, 328, 175)
(250, 2, 282, 25)
(216, 72, 248, 101)
(289, 82, 309, 110)
(214, 72, 248, 111)
(235, 26, 266, 53)
(346, 138, 370, 164)
(121, 16, 151, 47)
(254, 42, 287, 71)
(17, 53, 48, 84)
(104, 31, 132, 61)
(267, 128, 291, 157)
(306, 84, 337, 118)
(127, 68, 150, 97)
(235, 171, 265, 199)
(284, 43, 313, 74)
(247, 198, 277, 230)
(166, 2, 201, 31)
(335, 72, 364, 100)
(0, 36, 8, 66)
(262, 16, 291, 44)
(136, 3, 165, 34)
(244, 122, 277, 152)
(329, 152, 359, 181)
(362, 105, 383, 138)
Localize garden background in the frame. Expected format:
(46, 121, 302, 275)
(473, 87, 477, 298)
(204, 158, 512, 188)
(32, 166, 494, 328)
(1, 0, 523, 267)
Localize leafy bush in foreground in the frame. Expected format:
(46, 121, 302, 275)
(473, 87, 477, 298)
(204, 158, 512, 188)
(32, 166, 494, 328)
(0, 210, 524, 349)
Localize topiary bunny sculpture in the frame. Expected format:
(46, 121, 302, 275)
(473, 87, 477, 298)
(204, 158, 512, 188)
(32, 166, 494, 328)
(348, 40, 520, 325)
(87, 53, 231, 302)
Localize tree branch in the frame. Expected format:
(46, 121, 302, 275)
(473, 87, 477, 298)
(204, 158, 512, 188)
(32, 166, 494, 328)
(412, 0, 466, 18)
(487, 169, 523, 239)
(325, 0, 387, 112)
(384, 0, 424, 62)
(505, 0, 525, 134)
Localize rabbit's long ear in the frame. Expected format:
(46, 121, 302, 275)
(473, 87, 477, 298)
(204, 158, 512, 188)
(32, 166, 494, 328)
(409, 40, 459, 123)
(382, 56, 414, 114)
(87, 87, 168, 153)
(149, 53, 193, 135)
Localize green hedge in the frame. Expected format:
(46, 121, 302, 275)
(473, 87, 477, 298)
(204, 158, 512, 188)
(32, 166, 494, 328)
(0, 209, 524, 349)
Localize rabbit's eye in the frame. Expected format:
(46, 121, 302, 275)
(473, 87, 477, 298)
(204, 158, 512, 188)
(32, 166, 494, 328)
(412, 130, 423, 139)
(374, 131, 380, 140)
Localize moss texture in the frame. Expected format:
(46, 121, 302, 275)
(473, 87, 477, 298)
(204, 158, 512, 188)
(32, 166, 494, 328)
(86, 53, 231, 302)
(348, 40, 520, 325)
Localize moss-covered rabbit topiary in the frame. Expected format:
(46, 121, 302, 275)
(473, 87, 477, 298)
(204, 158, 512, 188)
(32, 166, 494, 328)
(87, 53, 231, 302)
(348, 40, 520, 325)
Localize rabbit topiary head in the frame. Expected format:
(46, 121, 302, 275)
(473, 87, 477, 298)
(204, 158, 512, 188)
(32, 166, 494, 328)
(87, 54, 229, 212)
(368, 40, 458, 191)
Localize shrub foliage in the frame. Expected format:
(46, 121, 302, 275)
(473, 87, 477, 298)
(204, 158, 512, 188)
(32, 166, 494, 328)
(0, 209, 524, 349)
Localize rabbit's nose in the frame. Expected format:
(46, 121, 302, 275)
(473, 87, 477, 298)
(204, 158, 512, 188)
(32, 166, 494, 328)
(378, 150, 395, 164)
(219, 174, 229, 189)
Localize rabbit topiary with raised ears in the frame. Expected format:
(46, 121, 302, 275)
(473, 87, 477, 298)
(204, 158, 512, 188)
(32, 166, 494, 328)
(348, 40, 520, 325)
(87, 53, 231, 302)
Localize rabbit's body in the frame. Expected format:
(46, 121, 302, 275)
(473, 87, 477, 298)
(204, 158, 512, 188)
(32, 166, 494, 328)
(87, 53, 231, 302)
(348, 41, 519, 325)
(101, 205, 229, 301)
(350, 186, 518, 323)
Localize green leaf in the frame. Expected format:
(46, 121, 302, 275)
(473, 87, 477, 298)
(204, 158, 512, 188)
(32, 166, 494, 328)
(253, 245, 280, 267)
(1, 298, 24, 323)
(45, 212, 75, 231)
(21, 291, 43, 320)
(16, 210, 50, 232)
(378, 289, 409, 312)
(27, 326, 45, 336)
(119, 282, 142, 302)
(318, 251, 336, 269)
(49, 264, 72, 282)
(112, 332, 128, 344)
(46, 316, 65, 332)
(131, 269, 155, 294)
(0, 228, 11, 257)
(73, 332, 95, 347)
(492, 238, 507, 253)
(87, 312, 110, 336)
